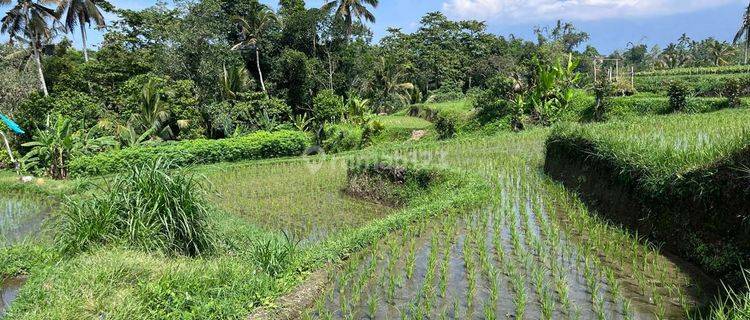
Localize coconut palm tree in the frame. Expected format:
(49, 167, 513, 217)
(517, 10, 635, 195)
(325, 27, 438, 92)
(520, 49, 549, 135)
(708, 40, 736, 66)
(232, 5, 275, 94)
(220, 64, 252, 100)
(131, 80, 172, 140)
(57, 0, 106, 62)
(1, 0, 59, 96)
(321, 0, 378, 42)
(361, 56, 414, 112)
(734, 1, 750, 64)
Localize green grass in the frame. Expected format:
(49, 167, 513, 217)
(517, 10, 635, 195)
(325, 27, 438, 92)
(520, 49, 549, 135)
(636, 66, 750, 77)
(546, 108, 750, 283)
(1, 151, 484, 319)
(634, 73, 750, 96)
(200, 158, 395, 243)
(376, 115, 432, 129)
(551, 108, 750, 190)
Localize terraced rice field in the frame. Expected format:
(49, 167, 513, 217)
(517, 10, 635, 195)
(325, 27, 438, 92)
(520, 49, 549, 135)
(300, 131, 710, 319)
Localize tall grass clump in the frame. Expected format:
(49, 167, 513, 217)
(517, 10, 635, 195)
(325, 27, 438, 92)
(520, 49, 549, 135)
(57, 159, 214, 256)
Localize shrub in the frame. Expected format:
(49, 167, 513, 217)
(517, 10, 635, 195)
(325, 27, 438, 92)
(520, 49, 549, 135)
(668, 81, 690, 112)
(724, 77, 744, 108)
(612, 79, 636, 96)
(322, 124, 363, 153)
(69, 130, 309, 176)
(57, 159, 214, 256)
(434, 110, 461, 139)
(592, 80, 615, 121)
(473, 76, 516, 124)
(313, 89, 345, 123)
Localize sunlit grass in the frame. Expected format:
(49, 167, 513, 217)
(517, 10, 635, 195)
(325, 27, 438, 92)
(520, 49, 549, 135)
(551, 108, 750, 189)
(200, 158, 395, 243)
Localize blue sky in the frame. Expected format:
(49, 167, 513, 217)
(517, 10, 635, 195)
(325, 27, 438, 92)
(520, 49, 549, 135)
(2, 0, 748, 54)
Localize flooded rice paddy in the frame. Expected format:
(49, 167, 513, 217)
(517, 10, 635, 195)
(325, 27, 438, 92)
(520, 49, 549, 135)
(301, 132, 712, 319)
(0, 194, 52, 248)
(0, 194, 53, 317)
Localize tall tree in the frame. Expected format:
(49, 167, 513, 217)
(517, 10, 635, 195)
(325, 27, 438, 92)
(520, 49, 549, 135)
(707, 40, 735, 66)
(321, 0, 377, 42)
(1, 0, 59, 96)
(232, 2, 276, 94)
(734, 1, 750, 64)
(57, 0, 106, 62)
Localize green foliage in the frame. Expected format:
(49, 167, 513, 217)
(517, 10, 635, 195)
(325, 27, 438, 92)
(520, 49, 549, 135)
(206, 93, 292, 137)
(16, 91, 104, 131)
(57, 159, 214, 257)
(473, 75, 517, 124)
(592, 80, 615, 121)
(426, 80, 465, 103)
(22, 115, 116, 179)
(277, 49, 313, 111)
(725, 77, 744, 108)
(636, 65, 750, 77)
(547, 109, 750, 280)
(434, 110, 460, 139)
(635, 73, 750, 97)
(528, 55, 581, 124)
(312, 89, 345, 123)
(220, 65, 254, 100)
(322, 123, 364, 153)
(667, 80, 690, 112)
(69, 130, 309, 176)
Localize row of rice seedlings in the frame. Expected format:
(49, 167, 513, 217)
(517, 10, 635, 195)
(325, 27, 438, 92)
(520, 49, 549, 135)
(309, 131, 706, 318)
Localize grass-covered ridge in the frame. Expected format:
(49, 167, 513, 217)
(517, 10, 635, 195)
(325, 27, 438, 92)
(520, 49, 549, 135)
(545, 109, 750, 281)
(635, 65, 750, 77)
(550, 109, 750, 191)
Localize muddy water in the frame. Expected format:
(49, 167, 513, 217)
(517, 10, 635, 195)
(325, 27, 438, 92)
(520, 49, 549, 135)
(0, 277, 25, 318)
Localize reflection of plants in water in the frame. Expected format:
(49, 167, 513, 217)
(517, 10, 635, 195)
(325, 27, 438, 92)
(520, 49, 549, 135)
(0, 195, 50, 247)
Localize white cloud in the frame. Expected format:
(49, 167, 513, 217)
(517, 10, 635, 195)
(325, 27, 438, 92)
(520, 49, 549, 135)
(442, 0, 738, 23)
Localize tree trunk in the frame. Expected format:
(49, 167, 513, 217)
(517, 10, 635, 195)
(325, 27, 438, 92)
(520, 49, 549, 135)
(0, 131, 17, 172)
(345, 14, 353, 43)
(80, 21, 89, 62)
(256, 48, 267, 94)
(31, 34, 48, 97)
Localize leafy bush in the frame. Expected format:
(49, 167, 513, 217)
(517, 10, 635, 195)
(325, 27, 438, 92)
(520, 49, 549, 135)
(426, 80, 465, 103)
(312, 89, 345, 123)
(57, 159, 214, 256)
(473, 75, 516, 124)
(636, 65, 750, 77)
(635, 73, 750, 97)
(434, 110, 460, 139)
(322, 124, 363, 153)
(16, 91, 104, 131)
(206, 93, 292, 136)
(725, 77, 744, 108)
(592, 80, 615, 121)
(612, 79, 636, 96)
(69, 130, 309, 176)
(668, 81, 689, 112)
